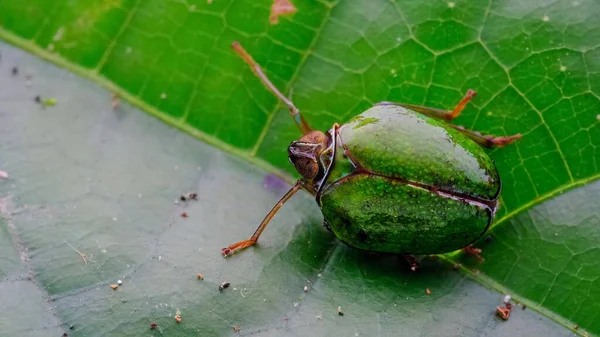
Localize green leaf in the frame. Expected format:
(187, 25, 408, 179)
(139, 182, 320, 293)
(0, 43, 579, 337)
(0, 0, 598, 335)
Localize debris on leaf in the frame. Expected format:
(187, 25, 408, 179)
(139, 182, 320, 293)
(574, 324, 579, 330)
(150, 322, 158, 329)
(117, 279, 123, 285)
(62, 333, 68, 337)
(188, 192, 198, 200)
(42, 98, 57, 107)
(181, 212, 188, 218)
(219, 281, 230, 291)
(12, 66, 18, 75)
(337, 306, 344, 316)
(269, 0, 297, 24)
(263, 173, 289, 193)
(111, 93, 120, 110)
(197, 273, 204, 280)
(180, 195, 187, 201)
(426, 288, 431, 295)
(110, 284, 118, 290)
(34, 95, 41, 103)
(233, 326, 240, 332)
(304, 285, 308, 292)
(522, 304, 527, 310)
(175, 314, 182, 323)
(496, 305, 511, 320)
(0, 170, 8, 179)
(496, 300, 513, 321)
(503, 295, 511, 304)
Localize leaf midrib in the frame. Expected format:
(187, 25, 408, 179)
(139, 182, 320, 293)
(0, 25, 596, 337)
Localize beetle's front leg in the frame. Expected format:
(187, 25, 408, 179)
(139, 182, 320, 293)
(222, 180, 303, 257)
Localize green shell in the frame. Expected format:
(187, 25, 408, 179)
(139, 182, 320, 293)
(317, 104, 499, 254)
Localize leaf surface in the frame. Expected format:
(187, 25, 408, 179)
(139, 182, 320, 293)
(0, 0, 599, 335)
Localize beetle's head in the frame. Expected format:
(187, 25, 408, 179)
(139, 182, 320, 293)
(288, 131, 328, 181)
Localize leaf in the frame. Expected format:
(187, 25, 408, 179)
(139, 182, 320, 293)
(0, 0, 599, 335)
(0, 43, 578, 337)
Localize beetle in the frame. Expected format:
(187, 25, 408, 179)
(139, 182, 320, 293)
(221, 42, 521, 269)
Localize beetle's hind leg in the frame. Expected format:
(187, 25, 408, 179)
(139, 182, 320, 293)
(449, 125, 521, 148)
(378, 89, 477, 121)
(402, 255, 420, 272)
(462, 244, 484, 262)
(376, 89, 521, 148)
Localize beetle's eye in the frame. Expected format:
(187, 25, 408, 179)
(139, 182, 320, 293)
(293, 157, 318, 179)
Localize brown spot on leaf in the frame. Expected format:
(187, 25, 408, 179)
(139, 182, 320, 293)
(270, 0, 297, 24)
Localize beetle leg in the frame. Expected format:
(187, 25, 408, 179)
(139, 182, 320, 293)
(378, 89, 477, 121)
(231, 41, 312, 135)
(403, 255, 420, 272)
(448, 124, 522, 148)
(222, 180, 303, 257)
(462, 245, 484, 262)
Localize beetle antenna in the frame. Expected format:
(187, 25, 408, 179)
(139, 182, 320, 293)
(232, 41, 312, 135)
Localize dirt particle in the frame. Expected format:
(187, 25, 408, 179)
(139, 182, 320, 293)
(197, 273, 204, 280)
(496, 305, 511, 320)
(269, 0, 297, 24)
(181, 212, 188, 218)
(574, 324, 579, 330)
(111, 93, 120, 110)
(175, 314, 182, 323)
(150, 322, 158, 329)
(117, 279, 123, 285)
(233, 326, 240, 332)
(11, 67, 18, 75)
(110, 284, 118, 290)
(42, 98, 57, 107)
(337, 306, 344, 316)
(219, 281, 230, 291)
(304, 285, 308, 292)
(426, 288, 431, 295)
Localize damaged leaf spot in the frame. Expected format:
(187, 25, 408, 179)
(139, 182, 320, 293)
(270, 0, 297, 24)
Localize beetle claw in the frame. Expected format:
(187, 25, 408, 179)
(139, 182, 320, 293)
(221, 247, 232, 257)
(462, 245, 484, 262)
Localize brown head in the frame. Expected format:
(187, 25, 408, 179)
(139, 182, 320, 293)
(288, 131, 329, 182)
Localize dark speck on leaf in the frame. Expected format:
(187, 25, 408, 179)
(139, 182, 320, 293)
(12, 67, 18, 75)
(219, 281, 230, 291)
(34, 95, 41, 103)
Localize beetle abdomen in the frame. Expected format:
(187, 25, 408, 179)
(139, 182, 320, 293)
(318, 174, 493, 254)
(340, 105, 500, 201)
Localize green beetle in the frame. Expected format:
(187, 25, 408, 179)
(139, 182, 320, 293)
(222, 42, 521, 268)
